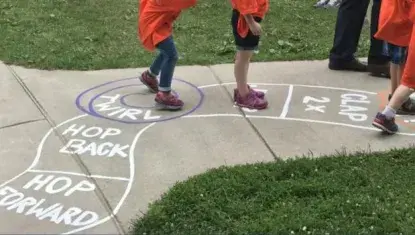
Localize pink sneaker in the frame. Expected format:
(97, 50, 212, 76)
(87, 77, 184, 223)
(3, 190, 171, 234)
(235, 90, 268, 110)
(155, 91, 184, 110)
(139, 70, 159, 93)
(233, 85, 264, 101)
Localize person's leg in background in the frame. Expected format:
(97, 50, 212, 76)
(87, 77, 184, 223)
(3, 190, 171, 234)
(329, 0, 370, 71)
(367, 0, 391, 78)
(384, 44, 415, 114)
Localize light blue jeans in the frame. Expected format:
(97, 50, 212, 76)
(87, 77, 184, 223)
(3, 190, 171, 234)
(149, 36, 178, 92)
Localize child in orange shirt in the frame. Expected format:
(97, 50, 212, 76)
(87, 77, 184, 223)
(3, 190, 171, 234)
(231, 0, 269, 110)
(138, 0, 197, 110)
(372, 0, 415, 133)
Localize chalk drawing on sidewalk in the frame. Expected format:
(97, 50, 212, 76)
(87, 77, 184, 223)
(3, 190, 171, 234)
(4, 78, 415, 233)
(193, 82, 415, 136)
(75, 77, 205, 124)
(0, 113, 156, 234)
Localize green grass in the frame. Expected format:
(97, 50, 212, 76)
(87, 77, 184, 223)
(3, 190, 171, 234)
(131, 147, 415, 235)
(1, 0, 370, 70)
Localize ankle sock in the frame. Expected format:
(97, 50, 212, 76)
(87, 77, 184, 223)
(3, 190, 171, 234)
(381, 105, 396, 119)
(148, 70, 157, 78)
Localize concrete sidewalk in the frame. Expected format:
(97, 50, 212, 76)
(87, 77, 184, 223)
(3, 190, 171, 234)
(1, 59, 414, 234)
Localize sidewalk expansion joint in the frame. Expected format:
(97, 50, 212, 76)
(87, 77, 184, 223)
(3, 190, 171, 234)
(0, 118, 45, 130)
(5, 65, 127, 234)
(207, 65, 281, 162)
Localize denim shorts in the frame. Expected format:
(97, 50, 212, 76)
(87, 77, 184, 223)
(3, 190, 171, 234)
(383, 42, 408, 65)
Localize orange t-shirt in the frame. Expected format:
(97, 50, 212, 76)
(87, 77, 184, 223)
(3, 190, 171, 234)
(138, 0, 197, 51)
(375, 0, 415, 86)
(231, 0, 269, 38)
(375, 0, 413, 47)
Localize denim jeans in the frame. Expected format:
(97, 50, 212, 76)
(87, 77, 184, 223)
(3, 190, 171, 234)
(149, 36, 178, 92)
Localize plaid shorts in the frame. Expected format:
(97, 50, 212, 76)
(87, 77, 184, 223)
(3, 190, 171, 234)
(383, 42, 408, 65)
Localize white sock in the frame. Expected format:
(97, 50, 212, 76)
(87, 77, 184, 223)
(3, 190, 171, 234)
(148, 69, 157, 78)
(381, 105, 396, 119)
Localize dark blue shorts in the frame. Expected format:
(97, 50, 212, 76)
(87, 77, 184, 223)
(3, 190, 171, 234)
(231, 9, 262, 52)
(383, 42, 408, 65)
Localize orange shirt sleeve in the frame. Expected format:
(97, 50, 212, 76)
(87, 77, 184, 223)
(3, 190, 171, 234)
(138, 0, 197, 51)
(174, 0, 197, 10)
(232, 0, 258, 15)
(375, 0, 412, 47)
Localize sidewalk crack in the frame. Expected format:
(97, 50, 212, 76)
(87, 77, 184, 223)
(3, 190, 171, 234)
(206, 65, 280, 161)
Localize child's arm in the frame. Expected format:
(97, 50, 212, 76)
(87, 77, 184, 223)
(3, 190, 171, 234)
(243, 14, 262, 35)
(243, 14, 256, 25)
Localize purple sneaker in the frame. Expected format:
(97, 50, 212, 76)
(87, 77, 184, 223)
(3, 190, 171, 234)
(155, 91, 184, 110)
(233, 85, 265, 101)
(139, 70, 159, 93)
(372, 112, 398, 134)
(235, 89, 268, 110)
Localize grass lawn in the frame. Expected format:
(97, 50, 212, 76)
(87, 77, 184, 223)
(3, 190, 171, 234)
(131, 147, 415, 234)
(1, 0, 370, 70)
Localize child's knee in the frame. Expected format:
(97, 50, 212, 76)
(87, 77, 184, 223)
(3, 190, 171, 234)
(160, 48, 178, 62)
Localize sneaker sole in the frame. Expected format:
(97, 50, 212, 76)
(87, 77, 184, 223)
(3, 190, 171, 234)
(372, 120, 397, 134)
(234, 102, 268, 110)
(139, 76, 158, 93)
(155, 102, 183, 111)
(233, 91, 265, 101)
(396, 109, 415, 115)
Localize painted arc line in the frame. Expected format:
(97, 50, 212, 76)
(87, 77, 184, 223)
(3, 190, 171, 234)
(0, 114, 88, 189)
(75, 77, 137, 115)
(198, 82, 378, 95)
(27, 169, 130, 182)
(0, 113, 155, 234)
(82, 78, 205, 124)
(182, 114, 415, 136)
(120, 90, 179, 109)
(279, 85, 294, 118)
(247, 115, 382, 132)
(64, 122, 157, 235)
(182, 114, 244, 118)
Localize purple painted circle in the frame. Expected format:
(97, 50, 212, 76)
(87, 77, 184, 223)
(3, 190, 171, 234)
(120, 90, 179, 109)
(75, 77, 204, 124)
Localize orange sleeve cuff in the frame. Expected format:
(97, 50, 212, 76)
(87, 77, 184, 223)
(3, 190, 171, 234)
(233, 0, 258, 15)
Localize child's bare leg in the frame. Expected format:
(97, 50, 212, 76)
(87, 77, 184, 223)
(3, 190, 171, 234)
(233, 49, 267, 109)
(390, 63, 399, 94)
(397, 63, 404, 85)
(372, 34, 415, 133)
(234, 50, 253, 97)
(372, 84, 412, 134)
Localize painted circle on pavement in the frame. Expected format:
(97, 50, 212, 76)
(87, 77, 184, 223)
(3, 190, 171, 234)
(120, 90, 179, 109)
(75, 77, 204, 124)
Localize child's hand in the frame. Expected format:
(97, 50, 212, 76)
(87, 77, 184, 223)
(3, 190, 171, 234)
(248, 21, 262, 36)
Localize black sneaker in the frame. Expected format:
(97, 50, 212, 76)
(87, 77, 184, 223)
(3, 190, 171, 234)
(372, 112, 398, 134)
(387, 94, 415, 115)
(399, 98, 415, 115)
